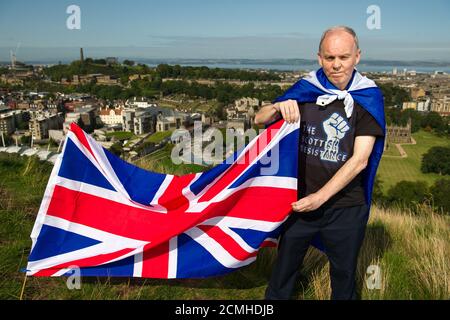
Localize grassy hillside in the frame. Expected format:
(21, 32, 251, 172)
(378, 130, 450, 193)
(1, 152, 449, 300)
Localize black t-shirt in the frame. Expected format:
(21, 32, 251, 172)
(297, 100, 384, 208)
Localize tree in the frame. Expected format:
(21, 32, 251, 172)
(20, 135, 32, 145)
(108, 142, 123, 157)
(378, 83, 411, 107)
(421, 112, 446, 134)
(421, 146, 450, 175)
(213, 103, 226, 120)
(123, 59, 135, 66)
(387, 180, 430, 209)
(17, 121, 29, 130)
(93, 58, 107, 65)
(401, 109, 421, 133)
(0, 134, 13, 146)
(430, 179, 450, 214)
(120, 75, 129, 86)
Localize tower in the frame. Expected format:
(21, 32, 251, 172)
(80, 48, 84, 63)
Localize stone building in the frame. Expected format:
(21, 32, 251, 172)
(384, 118, 412, 151)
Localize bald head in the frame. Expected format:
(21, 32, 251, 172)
(319, 26, 359, 54)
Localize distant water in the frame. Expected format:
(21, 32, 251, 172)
(144, 62, 450, 74)
(17, 59, 450, 74)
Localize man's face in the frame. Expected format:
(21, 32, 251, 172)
(317, 30, 361, 90)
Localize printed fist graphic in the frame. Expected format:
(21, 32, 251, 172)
(322, 113, 350, 140)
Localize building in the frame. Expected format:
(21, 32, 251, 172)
(63, 113, 81, 133)
(402, 101, 417, 110)
(0, 74, 24, 86)
(122, 109, 135, 133)
(0, 113, 15, 135)
(71, 74, 103, 85)
(29, 112, 64, 140)
(123, 106, 179, 135)
(126, 97, 157, 109)
(0, 110, 30, 135)
(385, 118, 412, 150)
(46, 102, 60, 114)
(63, 105, 98, 133)
(63, 93, 92, 101)
(234, 97, 259, 112)
(16, 102, 30, 110)
(123, 107, 156, 135)
(417, 98, 431, 112)
(64, 100, 87, 112)
(71, 74, 89, 85)
(226, 99, 255, 134)
(96, 75, 119, 85)
(29, 102, 45, 110)
(155, 112, 182, 132)
(134, 109, 155, 135)
(99, 106, 124, 126)
(201, 113, 214, 126)
(411, 87, 426, 100)
(430, 95, 450, 116)
(48, 129, 64, 143)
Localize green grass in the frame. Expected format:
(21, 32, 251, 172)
(106, 131, 135, 140)
(382, 144, 401, 157)
(378, 130, 450, 193)
(0, 155, 53, 299)
(145, 130, 174, 144)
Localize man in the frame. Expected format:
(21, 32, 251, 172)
(254, 26, 385, 300)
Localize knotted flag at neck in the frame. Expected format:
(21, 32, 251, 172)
(273, 67, 386, 206)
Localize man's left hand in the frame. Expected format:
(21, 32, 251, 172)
(291, 193, 327, 212)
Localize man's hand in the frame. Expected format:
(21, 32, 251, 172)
(274, 99, 300, 124)
(291, 192, 327, 212)
(292, 135, 377, 213)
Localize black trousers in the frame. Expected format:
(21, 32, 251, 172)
(265, 204, 369, 300)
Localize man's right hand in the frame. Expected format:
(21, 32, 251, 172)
(274, 99, 300, 124)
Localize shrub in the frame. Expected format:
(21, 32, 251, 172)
(386, 180, 430, 211)
(430, 178, 450, 214)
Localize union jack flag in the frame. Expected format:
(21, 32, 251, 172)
(26, 120, 299, 278)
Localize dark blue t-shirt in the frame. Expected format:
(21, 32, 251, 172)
(297, 99, 384, 208)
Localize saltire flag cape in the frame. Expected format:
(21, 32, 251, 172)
(26, 68, 385, 279)
(273, 68, 386, 205)
(26, 120, 299, 278)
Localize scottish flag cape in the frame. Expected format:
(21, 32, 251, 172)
(273, 68, 386, 206)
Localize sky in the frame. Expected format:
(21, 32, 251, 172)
(0, 0, 449, 62)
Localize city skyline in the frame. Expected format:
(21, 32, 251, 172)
(1, 0, 450, 62)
